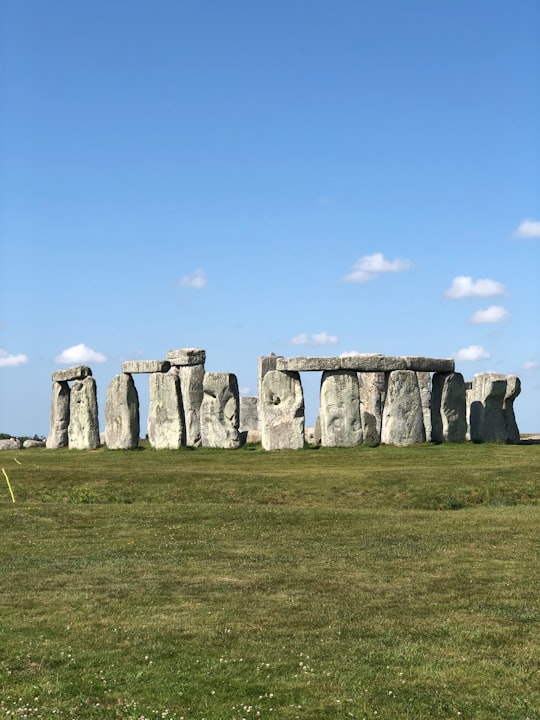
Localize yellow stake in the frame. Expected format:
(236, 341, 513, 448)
(2, 468, 15, 503)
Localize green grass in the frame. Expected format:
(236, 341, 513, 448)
(0, 443, 539, 719)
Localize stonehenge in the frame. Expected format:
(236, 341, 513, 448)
(46, 351, 523, 450)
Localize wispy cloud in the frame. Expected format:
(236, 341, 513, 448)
(513, 219, 540, 239)
(55, 343, 107, 364)
(0, 348, 28, 368)
(179, 269, 207, 289)
(453, 344, 491, 361)
(289, 331, 338, 346)
(446, 276, 505, 299)
(343, 253, 412, 283)
(468, 305, 510, 324)
(524, 360, 539, 371)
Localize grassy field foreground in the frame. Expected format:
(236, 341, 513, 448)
(0, 443, 538, 719)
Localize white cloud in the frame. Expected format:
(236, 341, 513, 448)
(468, 305, 510, 324)
(340, 351, 361, 357)
(342, 253, 412, 283)
(524, 360, 539, 371)
(179, 269, 207, 289)
(446, 276, 505, 299)
(289, 331, 338, 346)
(513, 219, 540, 239)
(55, 343, 107, 364)
(0, 348, 28, 368)
(453, 345, 491, 361)
(239, 386, 251, 396)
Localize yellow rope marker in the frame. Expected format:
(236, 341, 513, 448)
(2, 468, 15, 503)
(14, 458, 22, 465)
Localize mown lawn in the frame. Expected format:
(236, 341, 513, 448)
(0, 443, 538, 719)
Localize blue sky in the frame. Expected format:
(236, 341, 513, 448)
(1, 0, 539, 435)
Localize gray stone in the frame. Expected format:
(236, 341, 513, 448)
(341, 354, 407, 372)
(319, 370, 362, 447)
(46, 380, 70, 449)
(23, 439, 45, 448)
(381, 370, 426, 446)
(469, 373, 521, 444)
(276, 356, 342, 372)
(503, 375, 521, 444)
(104, 374, 140, 449)
(68, 377, 100, 450)
(121, 360, 170, 374)
(261, 370, 305, 450)
(166, 348, 206, 366)
(52, 365, 92, 382)
(358, 372, 387, 446)
(431, 372, 467, 443)
(240, 396, 259, 432)
(403, 357, 455, 372)
(0, 438, 22, 450)
(245, 430, 262, 444)
(200, 372, 241, 449)
(258, 354, 283, 401)
(147, 372, 185, 449)
(276, 354, 455, 373)
(417, 372, 432, 442)
(174, 364, 205, 447)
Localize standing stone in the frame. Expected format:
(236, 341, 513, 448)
(381, 370, 425, 446)
(319, 370, 362, 447)
(358, 372, 387, 446)
(258, 354, 283, 403)
(46, 381, 70, 449)
(147, 372, 185, 449)
(465, 381, 473, 440)
(470, 373, 521, 443)
(503, 375, 521, 444)
(200, 372, 241, 448)
(104, 373, 140, 449)
(431, 372, 467, 443)
(417, 372, 432, 443)
(261, 370, 305, 450)
(68, 377, 100, 450)
(174, 364, 205, 447)
(240, 396, 259, 432)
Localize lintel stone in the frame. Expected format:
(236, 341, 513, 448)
(121, 360, 170, 374)
(52, 365, 92, 382)
(277, 354, 454, 373)
(166, 348, 206, 366)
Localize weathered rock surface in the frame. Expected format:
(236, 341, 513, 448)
(277, 354, 455, 373)
(403, 357, 455, 373)
(200, 372, 241, 449)
(23, 439, 45, 448)
(0, 438, 22, 450)
(46, 380, 70, 449)
(147, 372, 185, 449)
(470, 373, 521, 443)
(258, 354, 283, 401)
(121, 360, 170, 374)
(431, 372, 467, 443)
(261, 370, 305, 450)
(104, 373, 140, 449)
(416, 372, 432, 443)
(52, 365, 92, 382)
(68, 377, 100, 450)
(277, 356, 342, 372)
(319, 370, 362, 447)
(358, 372, 387, 446)
(381, 370, 426, 446)
(172, 363, 205, 447)
(503, 375, 521, 444)
(166, 348, 206, 366)
(240, 396, 259, 432)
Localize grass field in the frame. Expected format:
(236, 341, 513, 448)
(0, 443, 538, 719)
